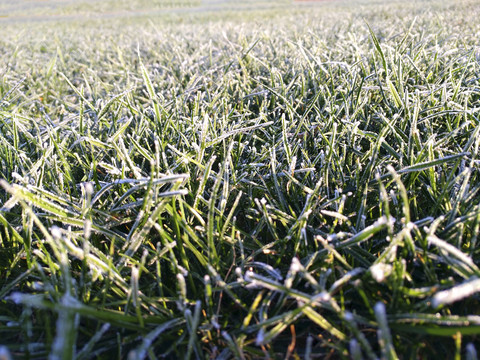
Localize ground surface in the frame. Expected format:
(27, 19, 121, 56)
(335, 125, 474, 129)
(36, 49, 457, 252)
(1, 0, 480, 358)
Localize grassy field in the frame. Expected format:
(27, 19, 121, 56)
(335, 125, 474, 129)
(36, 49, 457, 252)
(1, 0, 480, 358)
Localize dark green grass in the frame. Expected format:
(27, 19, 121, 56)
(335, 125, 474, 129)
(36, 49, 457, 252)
(1, 0, 480, 358)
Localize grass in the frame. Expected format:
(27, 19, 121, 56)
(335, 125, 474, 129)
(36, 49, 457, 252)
(1, 0, 480, 358)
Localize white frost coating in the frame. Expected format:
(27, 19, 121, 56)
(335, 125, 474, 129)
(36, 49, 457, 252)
(301, 227, 308, 245)
(63, 236, 85, 260)
(0, 195, 18, 211)
(177, 266, 189, 277)
(11, 172, 22, 181)
(132, 267, 139, 281)
(321, 292, 331, 302)
(370, 263, 392, 283)
(50, 294, 82, 360)
(360, 215, 366, 230)
(390, 189, 398, 205)
(289, 155, 297, 175)
(58, 173, 64, 189)
(374, 301, 387, 327)
(290, 257, 302, 273)
(315, 291, 331, 303)
(327, 233, 344, 242)
(432, 277, 480, 307)
(83, 182, 93, 196)
(84, 220, 92, 240)
(251, 262, 283, 280)
(428, 235, 476, 267)
(177, 273, 187, 301)
(61, 293, 83, 310)
(387, 216, 396, 227)
(33, 249, 43, 257)
(51, 226, 62, 240)
(244, 270, 255, 282)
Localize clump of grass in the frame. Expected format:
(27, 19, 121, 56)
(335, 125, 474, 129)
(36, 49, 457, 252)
(1, 0, 480, 358)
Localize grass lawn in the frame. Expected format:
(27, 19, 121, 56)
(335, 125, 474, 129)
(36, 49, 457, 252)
(1, 0, 480, 358)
